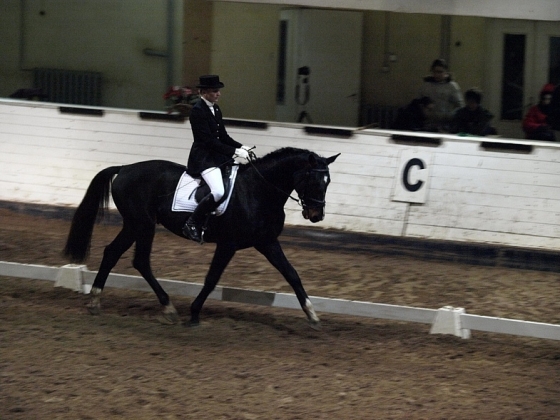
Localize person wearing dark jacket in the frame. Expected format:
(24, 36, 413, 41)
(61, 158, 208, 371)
(451, 88, 496, 136)
(392, 96, 434, 131)
(182, 75, 252, 242)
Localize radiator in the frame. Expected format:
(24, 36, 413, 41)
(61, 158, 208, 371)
(33, 68, 102, 106)
(362, 104, 400, 129)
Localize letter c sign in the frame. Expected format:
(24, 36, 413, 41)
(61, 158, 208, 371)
(402, 158, 425, 192)
(392, 150, 433, 203)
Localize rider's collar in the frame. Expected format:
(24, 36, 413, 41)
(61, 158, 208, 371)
(202, 97, 215, 108)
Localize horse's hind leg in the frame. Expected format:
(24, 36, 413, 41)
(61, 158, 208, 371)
(188, 242, 236, 326)
(132, 222, 179, 324)
(89, 225, 135, 315)
(254, 240, 320, 328)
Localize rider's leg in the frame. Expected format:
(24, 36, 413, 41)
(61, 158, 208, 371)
(183, 167, 224, 242)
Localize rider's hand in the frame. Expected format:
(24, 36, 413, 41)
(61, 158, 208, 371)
(234, 148, 250, 162)
(241, 145, 255, 152)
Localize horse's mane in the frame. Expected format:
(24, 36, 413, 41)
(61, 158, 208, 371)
(240, 147, 316, 172)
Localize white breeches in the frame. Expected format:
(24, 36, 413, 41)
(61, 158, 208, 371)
(201, 167, 225, 202)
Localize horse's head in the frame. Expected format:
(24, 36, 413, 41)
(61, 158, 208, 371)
(294, 152, 340, 223)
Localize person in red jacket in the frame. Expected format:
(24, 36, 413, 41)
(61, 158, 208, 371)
(522, 84, 556, 141)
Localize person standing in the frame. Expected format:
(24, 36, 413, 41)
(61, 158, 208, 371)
(419, 58, 464, 132)
(182, 75, 252, 242)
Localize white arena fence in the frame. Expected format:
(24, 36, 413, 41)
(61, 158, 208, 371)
(1, 261, 558, 342)
(2, 99, 560, 252)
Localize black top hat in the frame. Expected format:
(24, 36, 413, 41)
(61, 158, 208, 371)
(196, 75, 225, 89)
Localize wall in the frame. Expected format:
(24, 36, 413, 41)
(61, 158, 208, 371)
(182, 0, 214, 88)
(0, 0, 183, 111)
(361, 12, 441, 108)
(2, 99, 560, 251)
(210, 2, 281, 121)
(0, 1, 23, 96)
(449, 16, 486, 93)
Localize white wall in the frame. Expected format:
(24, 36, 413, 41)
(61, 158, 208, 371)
(2, 99, 560, 251)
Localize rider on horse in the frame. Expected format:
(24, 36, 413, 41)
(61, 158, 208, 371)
(182, 75, 252, 242)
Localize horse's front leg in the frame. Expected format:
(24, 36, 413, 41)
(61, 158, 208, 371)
(188, 242, 236, 326)
(254, 240, 320, 328)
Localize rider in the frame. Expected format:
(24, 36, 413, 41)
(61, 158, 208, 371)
(182, 74, 252, 242)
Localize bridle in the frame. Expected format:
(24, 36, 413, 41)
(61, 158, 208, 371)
(247, 151, 329, 212)
(293, 167, 329, 212)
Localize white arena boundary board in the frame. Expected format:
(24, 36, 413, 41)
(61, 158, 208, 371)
(1, 261, 558, 342)
(3, 100, 560, 252)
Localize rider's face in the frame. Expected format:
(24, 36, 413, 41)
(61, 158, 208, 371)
(202, 89, 221, 103)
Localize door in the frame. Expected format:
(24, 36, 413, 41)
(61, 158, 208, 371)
(485, 20, 560, 138)
(275, 9, 363, 127)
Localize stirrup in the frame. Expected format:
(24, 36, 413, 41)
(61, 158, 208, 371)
(182, 219, 202, 243)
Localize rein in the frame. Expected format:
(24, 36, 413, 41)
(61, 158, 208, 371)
(247, 151, 301, 206)
(247, 151, 328, 209)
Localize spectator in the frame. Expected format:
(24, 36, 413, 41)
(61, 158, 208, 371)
(419, 58, 464, 132)
(392, 96, 435, 131)
(522, 83, 556, 141)
(451, 88, 497, 136)
(548, 83, 560, 130)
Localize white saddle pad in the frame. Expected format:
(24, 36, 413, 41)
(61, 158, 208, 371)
(171, 165, 239, 216)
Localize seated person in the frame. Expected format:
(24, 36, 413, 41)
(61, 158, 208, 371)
(451, 88, 497, 136)
(523, 84, 556, 141)
(391, 96, 434, 131)
(547, 83, 560, 130)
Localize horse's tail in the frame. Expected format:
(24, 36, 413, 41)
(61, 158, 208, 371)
(63, 166, 121, 262)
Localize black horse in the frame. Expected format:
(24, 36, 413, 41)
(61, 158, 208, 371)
(63, 147, 339, 326)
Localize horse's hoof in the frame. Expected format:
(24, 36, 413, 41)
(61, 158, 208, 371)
(308, 320, 322, 331)
(156, 303, 179, 324)
(157, 313, 180, 325)
(184, 319, 200, 328)
(87, 305, 101, 316)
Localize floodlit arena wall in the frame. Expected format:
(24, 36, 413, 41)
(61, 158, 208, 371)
(2, 99, 560, 251)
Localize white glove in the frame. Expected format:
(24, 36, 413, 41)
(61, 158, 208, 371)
(241, 145, 255, 152)
(234, 147, 250, 162)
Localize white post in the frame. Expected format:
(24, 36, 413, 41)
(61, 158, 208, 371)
(54, 264, 88, 293)
(430, 306, 471, 339)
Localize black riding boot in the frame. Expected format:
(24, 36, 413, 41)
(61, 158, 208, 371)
(182, 194, 218, 242)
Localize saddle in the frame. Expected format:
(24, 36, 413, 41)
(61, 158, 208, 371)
(171, 165, 239, 215)
(193, 165, 232, 204)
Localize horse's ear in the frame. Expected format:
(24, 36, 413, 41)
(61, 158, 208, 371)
(326, 153, 341, 165)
